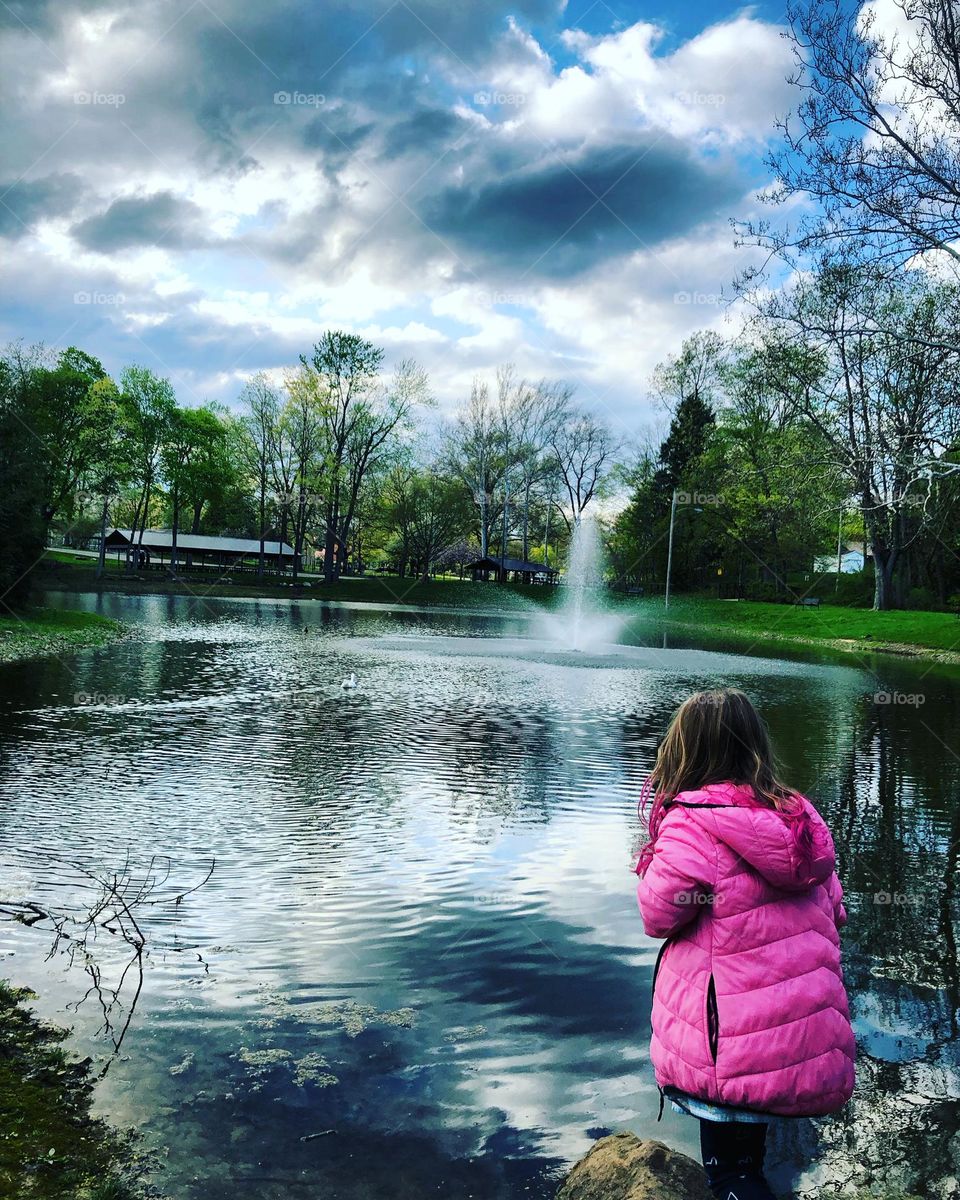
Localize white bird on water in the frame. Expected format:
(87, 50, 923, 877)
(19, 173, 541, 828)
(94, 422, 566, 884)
(340, 673, 357, 690)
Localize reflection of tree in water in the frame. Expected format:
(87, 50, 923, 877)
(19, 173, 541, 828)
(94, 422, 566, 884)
(776, 1053, 960, 1199)
(775, 695, 960, 1197)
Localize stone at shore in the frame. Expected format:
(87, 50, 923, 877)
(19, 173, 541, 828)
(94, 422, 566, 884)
(557, 1131, 714, 1200)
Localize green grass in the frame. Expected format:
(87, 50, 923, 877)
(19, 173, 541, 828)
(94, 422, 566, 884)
(648, 596, 960, 655)
(0, 981, 157, 1199)
(44, 549, 125, 571)
(0, 606, 125, 663)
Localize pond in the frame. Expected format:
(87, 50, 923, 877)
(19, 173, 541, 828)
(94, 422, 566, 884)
(1, 591, 958, 1199)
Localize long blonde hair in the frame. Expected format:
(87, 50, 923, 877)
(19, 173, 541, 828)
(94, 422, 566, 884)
(637, 688, 807, 873)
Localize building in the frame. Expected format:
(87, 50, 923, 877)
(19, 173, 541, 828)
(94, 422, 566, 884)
(102, 529, 296, 572)
(466, 555, 560, 585)
(813, 543, 868, 574)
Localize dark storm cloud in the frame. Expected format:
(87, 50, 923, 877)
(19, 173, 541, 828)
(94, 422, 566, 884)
(423, 140, 745, 277)
(186, 0, 558, 87)
(302, 111, 376, 167)
(0, 175, 85, 240)
(71, 192, 212, 252)
(381, 108, 466, 160)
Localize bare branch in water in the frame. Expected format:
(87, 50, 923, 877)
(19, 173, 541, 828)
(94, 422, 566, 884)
(0, 853, 215, 1061)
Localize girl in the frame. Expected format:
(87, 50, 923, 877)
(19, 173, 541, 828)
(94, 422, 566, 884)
(635, 689, 855, 1200)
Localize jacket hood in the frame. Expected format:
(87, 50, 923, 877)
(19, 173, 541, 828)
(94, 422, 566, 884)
(671, 782, 836, 891)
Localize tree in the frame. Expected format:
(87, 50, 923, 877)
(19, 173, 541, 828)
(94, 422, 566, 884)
(300, 332, 384, 582)
(408, 473, 473, 580)
(759, 262, 960, 608)
(712, 344, 844, 596)
(0, 352, 45, 603)
(495, 368, 557, 561)
(335, 357, 428, 576)
(549, 400, 617, 526)
(282, 368, 328, 578)
(444, 379, 504, 559)
(83, 375, 134, 581)
(239, 373, 281, 578)
(161, 406, 228, 574)
(18, 345, 121, 531)
(178, 404, 236, 536)
(119, 366, 176, 566)
(753, 0, 960, 270)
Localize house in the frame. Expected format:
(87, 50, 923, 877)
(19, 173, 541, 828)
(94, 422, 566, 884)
(813, 542, 868, 574)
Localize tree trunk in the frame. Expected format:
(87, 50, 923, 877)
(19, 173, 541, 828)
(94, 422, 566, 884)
(95, 496, 109, 581)
(258, 469, 266, 579)
(279, 505, 289, 575)
(169, 488, 180, 577)
(872, 544, 896, 610)
(323, 505, 338, 583)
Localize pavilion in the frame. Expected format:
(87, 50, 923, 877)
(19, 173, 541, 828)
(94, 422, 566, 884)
(466, 555, 559, 585)
(102, 529, 296, 573)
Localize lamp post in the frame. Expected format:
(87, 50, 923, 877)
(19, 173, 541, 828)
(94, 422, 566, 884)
(664, 488, 678, 611)
(835, 503, 844, 589)
(500, 471, 511, 582)
(664, 489, 705, 609)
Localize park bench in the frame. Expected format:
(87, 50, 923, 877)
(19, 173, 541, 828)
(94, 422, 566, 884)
(796, 597, 821, 608)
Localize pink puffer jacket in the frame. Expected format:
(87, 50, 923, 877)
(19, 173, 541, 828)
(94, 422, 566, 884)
(637, 781, 855, 1117)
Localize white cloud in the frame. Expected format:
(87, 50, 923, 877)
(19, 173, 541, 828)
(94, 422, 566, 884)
(0, 1, 795, 425)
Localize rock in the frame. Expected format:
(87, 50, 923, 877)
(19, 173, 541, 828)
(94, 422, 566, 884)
(557, 1132, 714, 1200)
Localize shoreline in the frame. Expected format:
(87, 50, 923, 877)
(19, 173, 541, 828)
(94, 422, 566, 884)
(0, 607, 129, 665)
(26, 559, 960, 670)
(0, 980, 159, 1198)
(657, 613, 960, 668)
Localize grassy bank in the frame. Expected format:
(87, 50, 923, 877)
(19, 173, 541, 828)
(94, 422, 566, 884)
(34, 552, 960, 661)
(36, 552, 545, 611)
(652, 597, 960, 660)
(0, 981, 158, 1199)
(0, 607, 126, 664)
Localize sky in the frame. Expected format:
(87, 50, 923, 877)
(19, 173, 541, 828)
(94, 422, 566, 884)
(0, 0, 803, 435)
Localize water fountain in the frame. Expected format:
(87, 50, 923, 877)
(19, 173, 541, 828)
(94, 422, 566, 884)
(538, 514, 624, 653)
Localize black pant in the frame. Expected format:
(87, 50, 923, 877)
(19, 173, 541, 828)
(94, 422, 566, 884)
(699, 1120, 776, 1200)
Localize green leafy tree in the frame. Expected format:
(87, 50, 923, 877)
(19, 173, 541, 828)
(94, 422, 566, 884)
(0, 353, 45, 603)
(161, 406, 232, 573)
(301, 332, 383, 581)
(119, 366, 176, 564)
